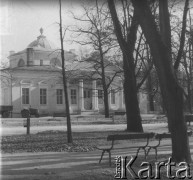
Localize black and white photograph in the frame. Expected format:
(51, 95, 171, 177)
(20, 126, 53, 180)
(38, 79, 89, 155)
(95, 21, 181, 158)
(0, 0, 193, 179)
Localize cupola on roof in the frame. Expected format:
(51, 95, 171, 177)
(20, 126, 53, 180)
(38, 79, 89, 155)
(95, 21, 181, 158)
(27, 28, 56, 49)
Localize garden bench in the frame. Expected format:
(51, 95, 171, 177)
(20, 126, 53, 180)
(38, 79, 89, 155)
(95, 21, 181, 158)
(96, 132, 155, 166)
(185, 114, 193, 126)
(146, 131, 192, 160)
(111, 111, 126, 122)
(53, 112, 66, 117)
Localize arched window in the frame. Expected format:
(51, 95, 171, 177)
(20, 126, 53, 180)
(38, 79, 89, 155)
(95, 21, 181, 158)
(18, 59, 25, 67)
(50, 58, 62, 67)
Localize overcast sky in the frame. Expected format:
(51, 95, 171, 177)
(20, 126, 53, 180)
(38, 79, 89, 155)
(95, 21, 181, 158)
(0, 0, 192, 63)
(0, 0, 85, 62)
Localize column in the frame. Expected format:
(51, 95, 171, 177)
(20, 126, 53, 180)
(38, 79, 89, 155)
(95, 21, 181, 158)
(119, 81, 124, 110)
(92, 80, 99, 110)
(79, 79, 84, 111)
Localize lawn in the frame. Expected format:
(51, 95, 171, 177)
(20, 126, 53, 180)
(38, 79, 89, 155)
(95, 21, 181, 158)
(1, 130, 136, 153)
(2, 116, 193, 180)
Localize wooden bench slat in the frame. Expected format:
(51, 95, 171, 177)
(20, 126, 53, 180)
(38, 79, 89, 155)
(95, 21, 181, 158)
(114, 111, 126, 115)
(107, 132, 154, 141)
(155, 131, 192, 140)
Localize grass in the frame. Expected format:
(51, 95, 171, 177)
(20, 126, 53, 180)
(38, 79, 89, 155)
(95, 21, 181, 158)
(1, 130, 137, 153)
(2, 122, 193, 180)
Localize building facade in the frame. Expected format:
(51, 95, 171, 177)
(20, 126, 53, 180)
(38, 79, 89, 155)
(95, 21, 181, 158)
(1, 28, 131, 117)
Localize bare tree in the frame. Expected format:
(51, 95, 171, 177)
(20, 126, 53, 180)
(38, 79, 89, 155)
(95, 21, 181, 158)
(181, 15, 193, 113)
(108, 0, 144, 132)
(132, 0, 191, 162)
(59, 0, 72, 143)
(71, 0, 118, 118)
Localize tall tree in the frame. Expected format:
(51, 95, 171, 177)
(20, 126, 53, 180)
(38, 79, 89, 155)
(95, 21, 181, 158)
(174, 0, 189, 70)
(131, 0, 191, 162)
(71, 0, 118, 118)
(59, 0, 72, 143)
(108, 0, 143, 132)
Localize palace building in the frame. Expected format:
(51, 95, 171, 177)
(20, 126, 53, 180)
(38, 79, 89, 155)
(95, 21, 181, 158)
(1, 28, 139, 117)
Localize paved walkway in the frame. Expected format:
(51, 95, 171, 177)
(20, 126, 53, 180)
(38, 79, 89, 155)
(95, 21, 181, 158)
(2, 140, 193, 180)
(1, 123, 168, 136)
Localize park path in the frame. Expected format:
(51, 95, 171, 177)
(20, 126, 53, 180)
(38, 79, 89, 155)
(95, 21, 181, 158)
(1, 123, 168, 136)
(2, 140, 193, 180)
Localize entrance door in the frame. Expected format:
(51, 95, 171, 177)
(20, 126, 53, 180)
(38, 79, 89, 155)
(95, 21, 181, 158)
(84, 89, 92, 110)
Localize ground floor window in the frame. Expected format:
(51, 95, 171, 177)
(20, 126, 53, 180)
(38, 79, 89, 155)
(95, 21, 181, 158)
(40, 88, 47, 105)
(111, 89, 116, 104)
(71, 89, 77, 104)
(22, 88, 29, 104)
(98, 89, 103, 104)
(56, 89, 63, 104)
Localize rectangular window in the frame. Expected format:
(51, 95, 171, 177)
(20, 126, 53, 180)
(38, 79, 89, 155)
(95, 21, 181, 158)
(56, 89, 63, 104)
(111, 89, 116, 104)
(98, 90, 103, 99)
(71, 89, 77, 104)
(40, 88, 47, 105)
(22, 88, 29, 104)
(98, 90, 103, 104)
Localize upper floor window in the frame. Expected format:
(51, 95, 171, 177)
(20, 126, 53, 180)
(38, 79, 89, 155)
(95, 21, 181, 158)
(22, 88, 29, 104)
(71, 89, 77, 104)
(56, 89, 63, 104)
(40, 88, 47, 105)
(18, 59, 25, 67)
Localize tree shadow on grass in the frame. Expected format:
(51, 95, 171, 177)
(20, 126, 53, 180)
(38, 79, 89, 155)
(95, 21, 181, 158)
(2, 149, 177, 180)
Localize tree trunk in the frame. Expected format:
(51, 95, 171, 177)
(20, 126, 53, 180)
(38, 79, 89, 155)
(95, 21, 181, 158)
(147, 74, 155, 112)
(103, 87, 109, 118)
(108, 0, 143, 132)
(59, 0, 72, 143)
(132, 0, 191, 162)
(123, 55, 143, 132)
(99, 46, 110, 118)
(187, 42, 193, 113)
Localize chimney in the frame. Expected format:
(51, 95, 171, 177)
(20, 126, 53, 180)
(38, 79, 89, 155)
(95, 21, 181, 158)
(27, 48, 34, 66)
(9, 51, 15, 56)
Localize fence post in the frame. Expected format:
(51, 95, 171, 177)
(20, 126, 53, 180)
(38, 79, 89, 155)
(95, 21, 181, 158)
(27, 117, 30, 135)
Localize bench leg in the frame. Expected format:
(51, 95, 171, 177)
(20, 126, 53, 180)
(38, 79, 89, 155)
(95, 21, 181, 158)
(136, 147, 147, 159)
(108, 150, 112, 167)
(143, 148, 147, 160)
(136, 147, 140, 157)
(99, 150, 105, 164)
(155, 148, 158, 161)
(146, 147, 158, 160)
(146, 147, 152, 159)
